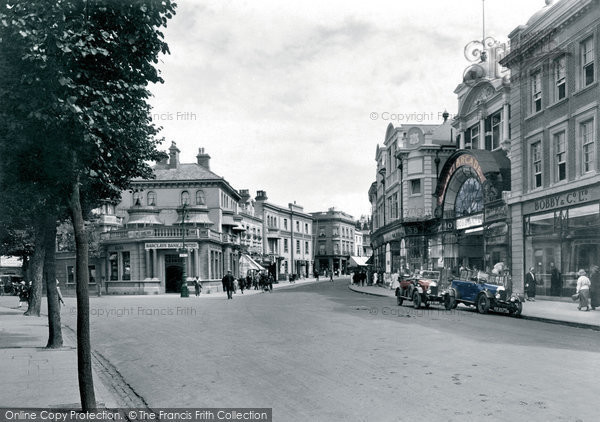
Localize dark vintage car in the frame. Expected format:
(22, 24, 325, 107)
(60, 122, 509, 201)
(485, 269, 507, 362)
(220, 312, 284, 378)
(442, 270, 523, 316)
(395, 270, 445, 309)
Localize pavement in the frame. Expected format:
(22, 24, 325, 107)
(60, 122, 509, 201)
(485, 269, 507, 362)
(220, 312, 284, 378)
(348, 283, 600, 330)
(0, 276, 323, 410)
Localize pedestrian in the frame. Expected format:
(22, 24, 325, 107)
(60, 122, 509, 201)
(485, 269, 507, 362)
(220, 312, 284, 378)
(97, 276, 104, 297)
(329, 270, 333, 283)
(222, 270, 235, 300)
(239, 276, 245, 294)
(353, 271, 360, 286)
(549, 262, 561, 297)
(589, 265, 600, 310)
(360, 270, 366, 286)
(233, 277, 238, 293)
(314, 269, 319, 281)
(576, 269, 591, 311)
(267, 273, 274, 292)
(18, 281, 29, 308)
(525, 266, 537, 301)
(56, 280, 65, 308)
(193, 276, 202, 297)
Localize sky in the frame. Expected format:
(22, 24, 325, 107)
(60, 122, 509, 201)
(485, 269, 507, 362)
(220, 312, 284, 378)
(148, 0, 545, 220)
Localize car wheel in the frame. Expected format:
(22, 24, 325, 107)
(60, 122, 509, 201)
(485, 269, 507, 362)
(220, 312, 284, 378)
(476, 294, 490, 314)
(412, 290, 421, 309)
(397, 296, 403, 306)
(509, 301, 523, 316)
(444, 294, 455, 310)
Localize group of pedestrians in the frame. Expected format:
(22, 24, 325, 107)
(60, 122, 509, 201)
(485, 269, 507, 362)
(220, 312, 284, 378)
(351, 270, 367, 286)
(221, 270, 274, 300)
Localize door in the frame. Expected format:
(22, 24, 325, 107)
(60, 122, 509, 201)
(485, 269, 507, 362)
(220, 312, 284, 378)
(165, 254, 184, 293)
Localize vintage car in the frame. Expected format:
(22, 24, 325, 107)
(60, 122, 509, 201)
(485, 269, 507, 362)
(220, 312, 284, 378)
(442, 270, 523, 316)
(395, 270, 444, 308)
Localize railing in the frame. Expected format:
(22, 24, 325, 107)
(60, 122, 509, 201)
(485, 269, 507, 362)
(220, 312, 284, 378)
(100, 227, 223, 241)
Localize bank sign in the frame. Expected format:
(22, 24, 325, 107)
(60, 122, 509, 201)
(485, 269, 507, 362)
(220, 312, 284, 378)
(526, 188, 593, 213)
(145, 242, 199, 250)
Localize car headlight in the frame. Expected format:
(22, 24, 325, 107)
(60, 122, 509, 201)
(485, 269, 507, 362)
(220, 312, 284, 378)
(495, 293, 501, 299)
(427, 289, 431, 294)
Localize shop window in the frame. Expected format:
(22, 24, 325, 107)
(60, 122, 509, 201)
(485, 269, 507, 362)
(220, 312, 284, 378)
(554, 55, 566, 101)
(554, 131, 566, 182)
(147, 191, 156, 206)
(531, 141, 542, 189)
(122, 252, 131, 280)
(581, 36, 595, 88)
(531, 71, 542, 113)
(109, 253, 118, 281)
(580, 119, 595, 173)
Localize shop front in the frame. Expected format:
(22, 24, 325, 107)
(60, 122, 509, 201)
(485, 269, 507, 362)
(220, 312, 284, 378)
(523, 185, 600, 297)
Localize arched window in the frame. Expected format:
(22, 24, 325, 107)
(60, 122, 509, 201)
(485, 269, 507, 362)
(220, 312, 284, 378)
(132, 192, 142, 206)
(195, 190, 206, 205)
(181, 191, 190, 205)
(147, 191, 156, 206)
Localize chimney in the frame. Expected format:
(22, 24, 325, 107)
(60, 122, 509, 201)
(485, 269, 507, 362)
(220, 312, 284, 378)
(239, 189, 251, 203)
(168, 142, 180, 168)
(256, 190, 268, 201)
(196, 147, 211, 170)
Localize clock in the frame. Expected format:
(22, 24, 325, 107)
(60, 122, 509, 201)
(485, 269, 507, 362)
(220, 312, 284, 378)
(455, 177, 483, 217)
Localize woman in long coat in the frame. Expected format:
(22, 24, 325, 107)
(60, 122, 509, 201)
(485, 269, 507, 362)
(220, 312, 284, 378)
(576, 269, 591, 311)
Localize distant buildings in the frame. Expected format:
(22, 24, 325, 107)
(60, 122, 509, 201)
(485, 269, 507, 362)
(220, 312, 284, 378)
(311, 208, 356, 274)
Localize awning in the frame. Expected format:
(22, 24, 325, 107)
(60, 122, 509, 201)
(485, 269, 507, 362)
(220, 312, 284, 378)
(174, 212, 213, 225)
(221, 214, 236, 226)
(239, 254, 265, 274)
(349, 256, 370, 268)
(126, 214, 163, 226)
(365, 255, 374, 265)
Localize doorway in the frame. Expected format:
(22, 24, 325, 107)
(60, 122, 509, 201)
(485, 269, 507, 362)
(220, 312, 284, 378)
(165, 254, 184, 293)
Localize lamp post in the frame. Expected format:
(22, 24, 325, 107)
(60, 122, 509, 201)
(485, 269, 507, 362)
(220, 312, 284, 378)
(179, 203, 189, 298)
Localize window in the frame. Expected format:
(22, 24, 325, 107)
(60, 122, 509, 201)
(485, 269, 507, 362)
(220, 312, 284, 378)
(319, 243, 326, 255)
(122, 252, 131, 280)
(181, 191, 190, 205)
(147, 191, 156, 206)
(89, 266, 96, 284)
(465, 124, 479, 149)
(296, 221, 300, 232)
(296, 240, 300, 254)
(305, 223, 308, 233)
(553, 131, 566, 182)
(581, 119, 595, 173)
(109, 253, 118, 281)
(582, 37, 595, 87)
(410, 179, 421, 195)
(484, 111, 502, 150)
(305, 241, 309, 255)
(334, 243, 340, 254)
(67, 265, 75, 284)
(132, 191, 142, 206)
(284, 239, 288, 253)
(531, 141, 542, 188)
(195, 190, 205, 205)
(531, 71, 542, 113)
(554, 55, 566, 101)
(319, 228, 325, 237)
(284, 219, 287, 230)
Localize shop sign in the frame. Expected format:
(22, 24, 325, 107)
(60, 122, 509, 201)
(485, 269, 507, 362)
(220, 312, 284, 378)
(485, 222, 508, 237)
(456, 213, 483, 230)
(382, 227, 405, 243)
(145, 242, 199, 250)
(437, 153, 487, 206)
(528, 188, 591, 213)
(484, 203, 507, 222)
(486, 235, 507, 245)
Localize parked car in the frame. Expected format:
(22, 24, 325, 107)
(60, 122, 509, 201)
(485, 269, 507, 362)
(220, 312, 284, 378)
(395, 270, 445, 309)
(442, 270, 522, 316)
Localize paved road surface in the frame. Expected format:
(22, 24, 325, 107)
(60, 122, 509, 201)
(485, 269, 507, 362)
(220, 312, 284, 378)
(60, 279, 600, 422)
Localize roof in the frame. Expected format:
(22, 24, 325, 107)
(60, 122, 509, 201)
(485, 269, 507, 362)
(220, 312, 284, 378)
(149, 163, 222, 181)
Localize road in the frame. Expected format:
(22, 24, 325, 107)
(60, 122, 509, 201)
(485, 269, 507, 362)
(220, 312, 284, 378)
(61, 278, 600, 422)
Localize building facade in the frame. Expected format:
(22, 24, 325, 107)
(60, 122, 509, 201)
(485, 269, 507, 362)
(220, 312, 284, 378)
(254, 192, 313, 280)
(370, 120, 455, 279)
(312, 208, 356, 275)
(500, 0, 600, 296)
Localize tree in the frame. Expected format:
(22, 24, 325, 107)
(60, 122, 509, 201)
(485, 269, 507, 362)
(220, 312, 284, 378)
(0, 0, 175, 410)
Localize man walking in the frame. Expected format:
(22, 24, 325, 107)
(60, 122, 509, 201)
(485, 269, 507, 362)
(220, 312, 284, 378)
(525, 266, 537, 301)
(222, 270, 235, 300)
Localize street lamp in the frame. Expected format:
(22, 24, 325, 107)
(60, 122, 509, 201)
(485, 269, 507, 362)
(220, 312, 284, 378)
(179, 202, 189, 298)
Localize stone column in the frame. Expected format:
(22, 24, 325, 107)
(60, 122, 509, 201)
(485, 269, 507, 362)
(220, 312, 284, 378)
(152, 249, 158, 279)
(145, 249, 151, 279)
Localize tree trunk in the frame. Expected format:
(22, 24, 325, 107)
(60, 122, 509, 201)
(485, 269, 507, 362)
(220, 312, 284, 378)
(24, 219, 47, 317)
(44, 214, 63, 348)
(69, 181, 96, 410)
